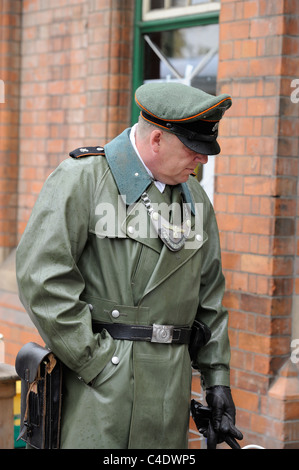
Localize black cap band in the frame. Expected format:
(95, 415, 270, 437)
(141, 111, 218, 143)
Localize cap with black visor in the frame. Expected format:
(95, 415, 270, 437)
(135, 82, 232, 156)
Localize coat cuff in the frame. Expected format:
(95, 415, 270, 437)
(74, 334, 116, 385)
(200, 367, 230, 390)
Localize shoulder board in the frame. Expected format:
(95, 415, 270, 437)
(69, 146, 105, 159)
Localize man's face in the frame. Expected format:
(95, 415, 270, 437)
(149, 130, 209, 185)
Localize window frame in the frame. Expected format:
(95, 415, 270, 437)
(142, 0, 220, 22)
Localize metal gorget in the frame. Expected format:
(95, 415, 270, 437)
(140, 191, 191, 252)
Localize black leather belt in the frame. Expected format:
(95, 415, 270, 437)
(92, 321, 192, 344)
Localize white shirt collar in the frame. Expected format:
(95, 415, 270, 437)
(130, 124, 165, 193)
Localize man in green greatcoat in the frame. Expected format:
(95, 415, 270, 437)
(16, 83, 242, 449)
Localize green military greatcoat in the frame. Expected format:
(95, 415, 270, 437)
(16, 129, 230, 449)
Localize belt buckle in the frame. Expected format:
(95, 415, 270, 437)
(151, 324, 174, 343)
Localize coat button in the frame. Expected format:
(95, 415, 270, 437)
(128, 226, 134, 234)
(111, 309, 120, 318)
(111, 356, 120, 365)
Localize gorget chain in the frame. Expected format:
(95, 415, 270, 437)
(140, 191, 191, 252)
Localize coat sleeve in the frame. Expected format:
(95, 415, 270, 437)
(194, 193, 231, 389)
(16, 157, 115, 384)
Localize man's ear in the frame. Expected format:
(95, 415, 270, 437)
(150, 129, 163, 153)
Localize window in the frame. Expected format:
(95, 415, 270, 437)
(143, 23, 219, 94)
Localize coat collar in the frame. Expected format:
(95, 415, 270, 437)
(104, 128, 196, 214)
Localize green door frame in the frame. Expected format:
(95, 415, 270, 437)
(131, 2, 219, 124)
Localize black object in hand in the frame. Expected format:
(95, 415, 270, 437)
(191, 399, 243, 449)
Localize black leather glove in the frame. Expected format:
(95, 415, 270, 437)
(205, 385, 243, 449)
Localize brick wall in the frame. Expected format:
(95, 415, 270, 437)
(18, 0, 134, 239)
(0, 0, 22, 262)
(216, 0, 299, 448)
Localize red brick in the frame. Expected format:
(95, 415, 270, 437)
(232, 388, 259, 412)
(276, 177, 297, 196)
(217, 60, 249, 80)
(217, 213, 243, 232)
(228, 233, 249, 252)
(253, 355, 273, 375)
(243, 176, 276, 196)
(285, 402, 299, 420)
(247, 97, 278, 116)
(236, 370, 270, 394)
(270, 337, 290, 356)
(283, 36, 299, 55)
(223, 291, 240, 310)
(215, 175, 244, 194)
(213, 193, 227, 212)
(239, 332, 270, 355)
(246, 136, 276, 155)
(240, 292, 272, 314)
(229, 155, 260, 174)
(230, 348, 246, 369)
(220, 21, 250, 41)
(222, 252, 242, 270)
(250, 16, 285, 38)
(231, 271, 249, 291)
(242, 215, 274, 235)
(243, 0, 259, 18)
(241, 253, 273, 275)
(251, 413, 276, 437)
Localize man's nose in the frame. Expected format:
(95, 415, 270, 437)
(195, 154, 209, 164)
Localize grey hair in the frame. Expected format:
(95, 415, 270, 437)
(136, 114, 159, 139)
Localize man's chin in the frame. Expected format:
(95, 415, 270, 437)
(159, 172, 191, 185)
(178, 172, 193, 183)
